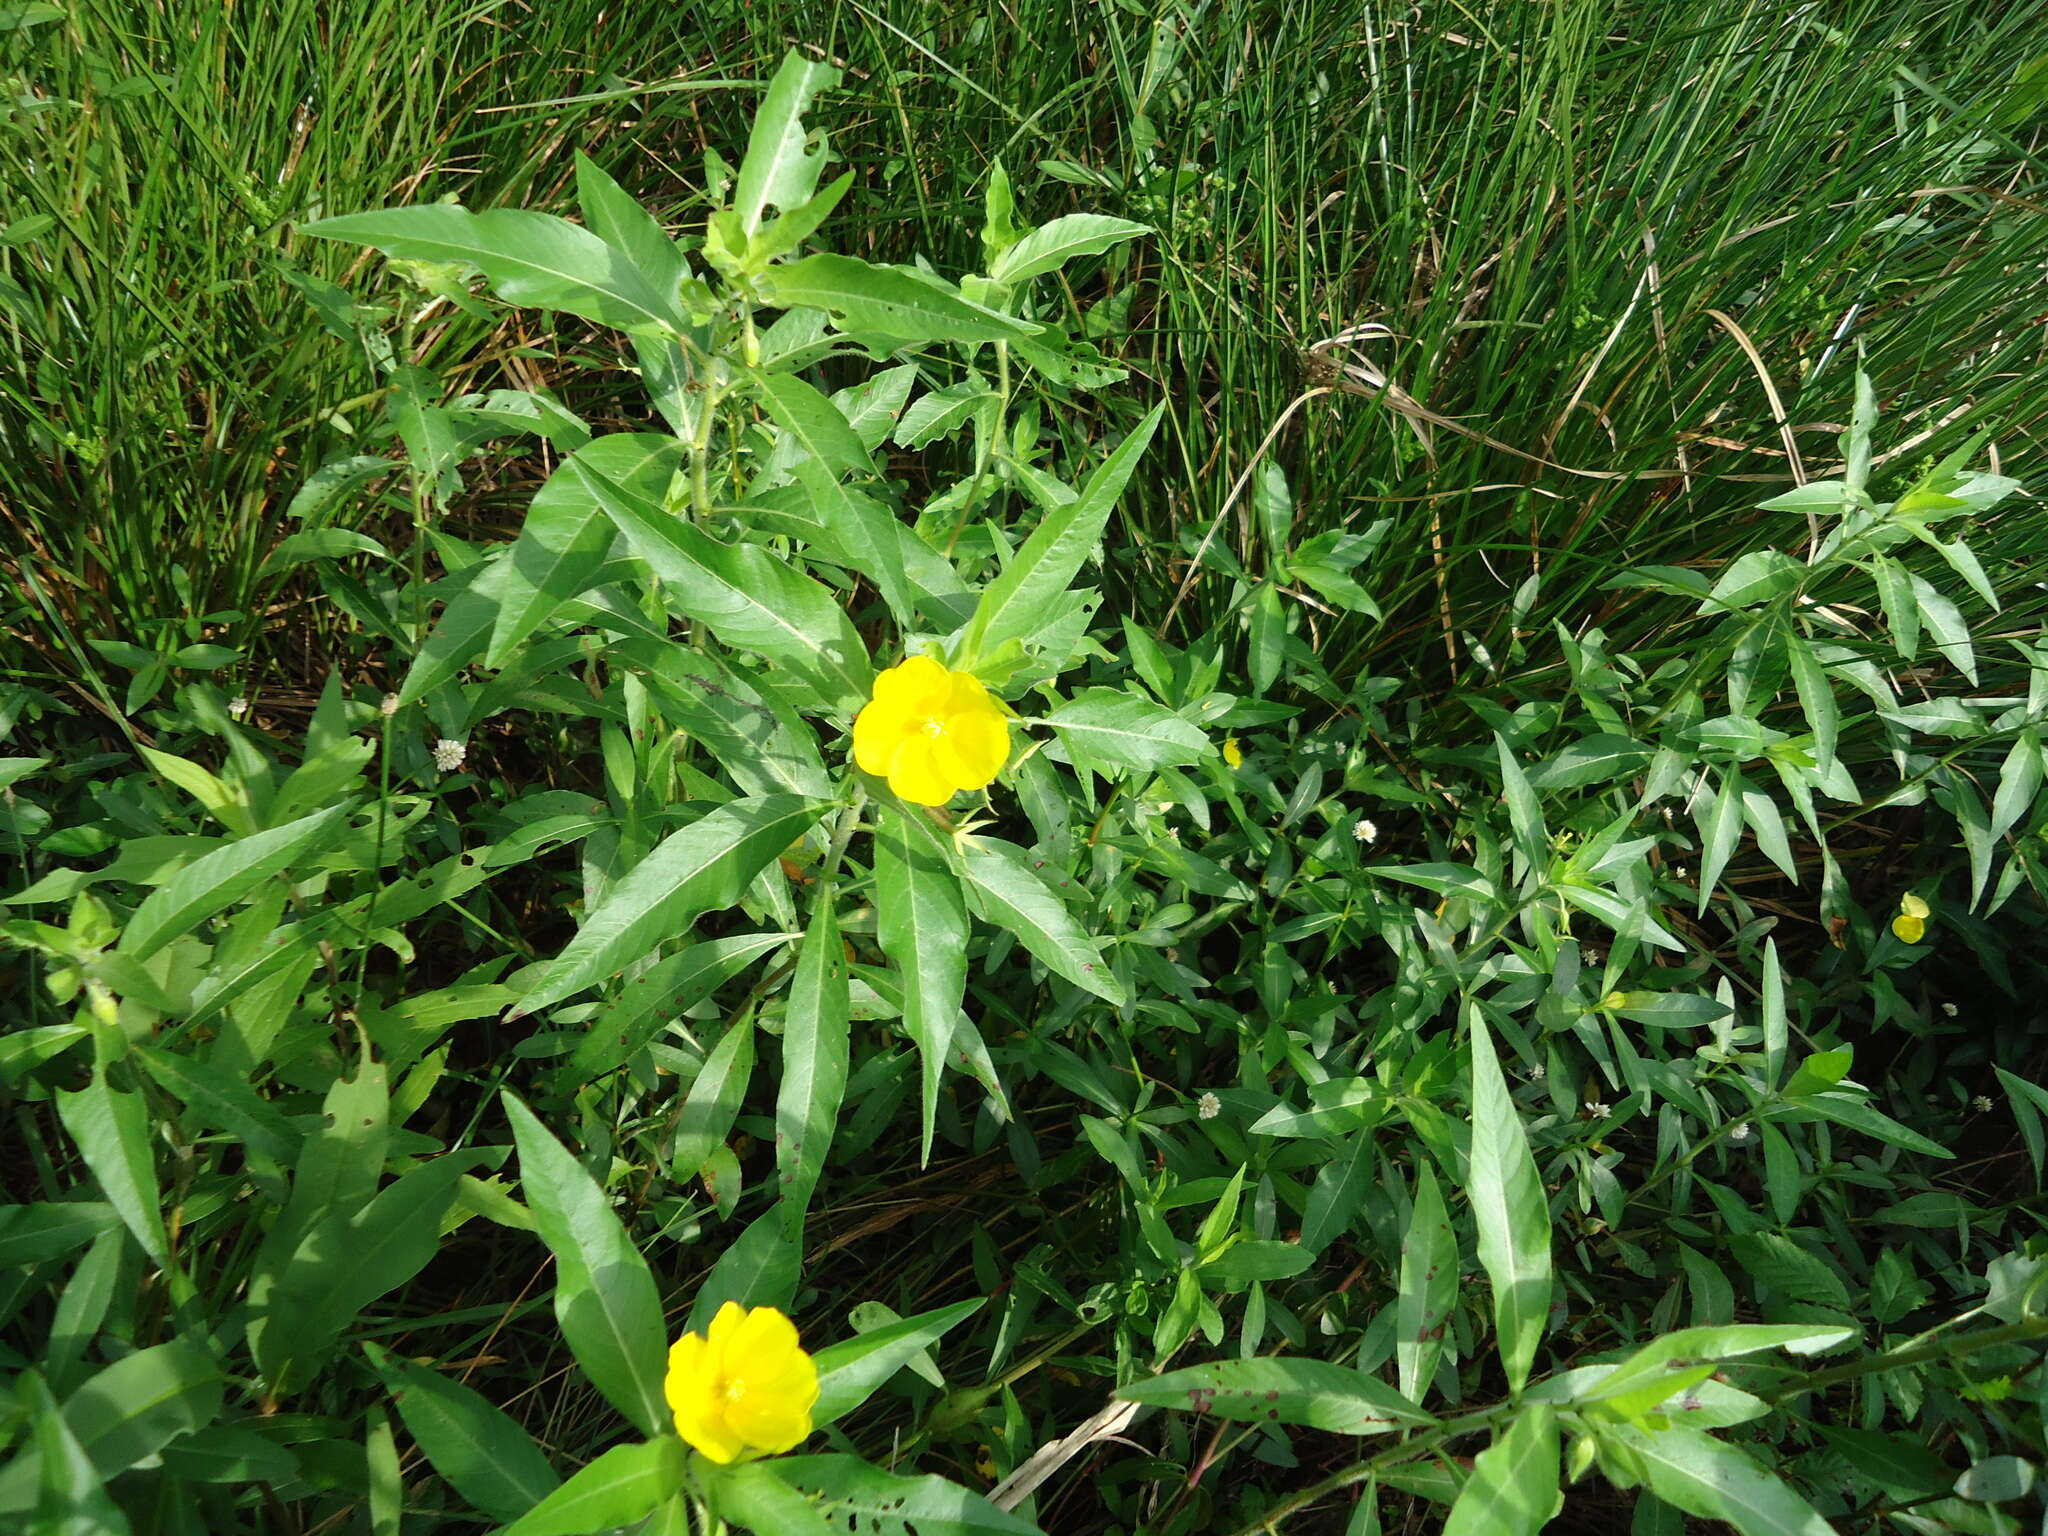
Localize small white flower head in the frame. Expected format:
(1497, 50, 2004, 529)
(431, 738, 467, 774)
(380, 692, 401, 717)
(1528, 1063, 1547, 1081)
(226, 696, 249, 718)
(1973, 1095, 1995, 1114)
(1585, 1099, 1611, 1119)
(1353, 818, 1379, 843)
(1673, 866, 1690, 880)
(1730, 1122, 1753, 1144)
(1941, 1002, 1958, 1018)
(1197, 1091, 1222, 1121)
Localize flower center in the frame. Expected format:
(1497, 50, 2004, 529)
(722, 1374, 747, 1402)
(918, 714, 945, 738)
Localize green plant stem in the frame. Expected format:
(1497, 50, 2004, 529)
(1765, 1314, 2048, 1404)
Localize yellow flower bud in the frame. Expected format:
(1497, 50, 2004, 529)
(852, 655, 1009, 806)
(1222, 737, 1243, 769)
(665, 1302, 819, 1464)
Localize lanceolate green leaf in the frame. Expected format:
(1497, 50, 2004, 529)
(303, 205, 682, 335)
(0, 1203, 119, 1270)
(1443, 1405, 1559, 1536)
(765, 253, 1040, 346)
(1465, 1008, 1552, 1393)
(963, 403, 1163, 664)
(1116, 1358, 1432, 1435)
(54, 1072, 167, 1264)
(874, 804, 969, 1166)
(486, 434, 681, 668)
(768, 1456, 1045, 1536)
(669, 1016, 756, 1182)
(367, 1345, 560, 1524)
(499, 1439, 683, 1536)
(1396, 1158, 1457, 1404)
(1601, 1425, 1834, 1536)
(733, 51, 838, 237)
(810, 1297, 985, 1426)
(570, 452, 872, 713)
(989, 213, 1150, 285)
(961, 836, 1124, 1004)
(133, 1046, 302, 1164)
(504, 1095, 668, 1436)
(117, 802, 355, 960)
(775, 894, 850, 1236)
(517, 795, 828, 1017)
(1043, 688, 1211, 774)
(0, 1338, 223, 1515)
(566, 931, 794, 1083)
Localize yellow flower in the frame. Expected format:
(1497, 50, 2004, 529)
(852, 655, 1009, 806)
(1222, 737, 1243, 769)
(665, 1302, 819, 1464)
(1892, 893, 1929, 943)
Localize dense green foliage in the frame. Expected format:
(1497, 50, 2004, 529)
(4, 3, 2048, 1533)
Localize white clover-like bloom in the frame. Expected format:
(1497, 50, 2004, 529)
(432, 738, 467, 774)
(1941, 1002, 1959, 1018)
(1353, 818, 1378, 843)
(227, 697, 249, 718)
(1972, 1095, 1994, 1113)
(1197, 1092, 1222, 1121)
(1730, 1122, 1753, 1144)
(380, 693, 401, 717)
(1528, 1063, 1547, 1081)
(1586, 1099, 1610, 1119)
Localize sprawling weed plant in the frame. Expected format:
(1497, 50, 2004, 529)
(3, 19, 2048, 1536)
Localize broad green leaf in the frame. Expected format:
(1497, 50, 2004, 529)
(367, 1345, 560, 1523)
(873, 804, 969, 1165)
(117, 802, 354, 960)
(304, 205, 682, 335)
(733, 51, 838, 237)
(766, 1455, 1044, 1535)
(20, 1371, 133, 1534)
(776, 896, 850, 1235)
(751, 369, 872, 476)
(810, 1298, 986, 1426)
(1465, 1010, 1552, 1393)
(1785, 635, 1837, 771)
(1910, 571, 1975, 682)
(1495, 736, 1546, 870)
(0, 1338, 223, 1514)
(1043, 688, 1211, 774)
(399, 559, 506, 706)
(517, 795, 827, 1016)
(963, 404, 1163, 663)
(1600, 1425, 1833, 1536)
(1693, 766, 1743, 916)
(961, 835, 1123, 1004)
(1443, 1405, 1558, 1536)
(54, 1072, 167, 1263)
(1202, 1239, 1313, 1284)
(1117, 1357, 1432, 1434)
(499, 1439, 683, 1536)
(684, 1206, 801, 1334)
(0, 1202, 118, 1270)
(670, 1016, 756, 1181)
(1396, 1159, 1457, 1404)
(894, 379, 997, 450)
(486, 434, 681, 668)
(788, 455, 914, 628)
(254, 1155, 477, 1397)
(989, 212, 1149, 284)
(570, 452, 872, 712)
(715, 1461, 837, 1536)
(504, 1094, 668, 1435)
(765, 253, 1040, 346)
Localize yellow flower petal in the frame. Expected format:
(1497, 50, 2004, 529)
(874, 654, 950, 709)
(1899, 893, 1930, 919)
(853, 699, 915, 776)
(888, 737, 956, 806)
(706, 1300, 748, 1347)
(1222, 737, 1243, 769)
(1891, 913, 1926, 944)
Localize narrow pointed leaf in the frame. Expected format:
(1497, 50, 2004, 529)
(873, 804, 968, 1165)
(1465, 1009, 1552, 1392)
